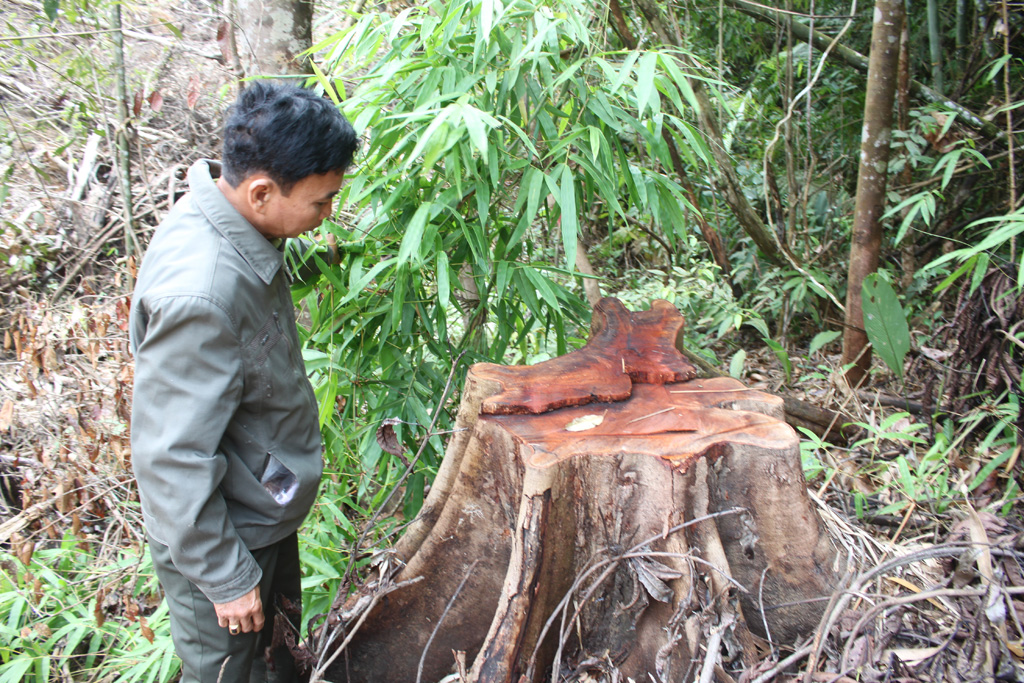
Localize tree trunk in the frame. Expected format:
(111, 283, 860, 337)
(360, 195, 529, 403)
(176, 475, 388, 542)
(841, 0, 904, 388)
(322, 299, 838, 683)
(234, 0, 313, 79)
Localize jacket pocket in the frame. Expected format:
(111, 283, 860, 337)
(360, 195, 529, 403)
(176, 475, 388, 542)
(260, 454, 299, 505)
(243, 313, 284, 406)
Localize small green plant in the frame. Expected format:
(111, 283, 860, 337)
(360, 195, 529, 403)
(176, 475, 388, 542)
(796, 426, 833, 482)
(860, 273, 911, 382)
(0, 537, 177, 683)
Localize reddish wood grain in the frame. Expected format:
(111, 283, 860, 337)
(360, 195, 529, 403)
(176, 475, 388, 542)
(486, 377, 795, 470)
(474, 298, 697, 415)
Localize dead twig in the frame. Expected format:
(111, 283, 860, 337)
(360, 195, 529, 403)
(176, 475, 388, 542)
(308, 576, 424, 683)
(416, 560, 479, 683)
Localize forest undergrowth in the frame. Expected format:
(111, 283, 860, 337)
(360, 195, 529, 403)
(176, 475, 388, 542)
(1, 0, 1022, 681)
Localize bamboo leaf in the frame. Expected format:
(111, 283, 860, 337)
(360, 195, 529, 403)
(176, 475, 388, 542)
(480, 0, 494, 39)
(635, 51, 658, 118)
(588, 125, 602, 159)
(610, 51, 639, 94)
(436, 251, 451, 308)
(765, 338, 792, 382)
(809, 330, 842, 356)
(342, 258, 396, 304)
(940, 148, 961, 190)
(406, 106, 456, 166)
(310, 61, 341, 105)
(522, 266, 560, 311)
(559, 164, 578, 270)
(861, 274, 911, 380)
(397, 203, 432, 266)
(460, 103, 489, 157)
(658, 53, 700, 111)
(729, 349, 746, 379)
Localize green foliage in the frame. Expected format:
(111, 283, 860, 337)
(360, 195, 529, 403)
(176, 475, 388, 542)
(924, 206, 1024, 293)
(304, 0, 715, 510)
(860, 273, 911, 381)
(808, 330, 841, 356)
(0, 539, 177, 683)
(610, 246, 766, 350)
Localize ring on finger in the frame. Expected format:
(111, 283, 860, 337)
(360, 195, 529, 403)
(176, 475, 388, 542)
(229, 623, 240, 635)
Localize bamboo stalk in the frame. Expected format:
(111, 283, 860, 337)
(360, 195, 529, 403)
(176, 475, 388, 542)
(1000, 0, 1017, 261)
(110, 1, 136, 290)
(926, 0, 944, 93)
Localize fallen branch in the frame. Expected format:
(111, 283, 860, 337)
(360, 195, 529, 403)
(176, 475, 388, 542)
(0, 500, 48, 544)
(856, 390, 929, 415)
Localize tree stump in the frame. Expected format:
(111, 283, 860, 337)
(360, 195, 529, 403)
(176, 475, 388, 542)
(326, 298, 837, 683)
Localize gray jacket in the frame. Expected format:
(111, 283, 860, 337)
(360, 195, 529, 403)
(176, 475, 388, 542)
(129, 160, 323, 604)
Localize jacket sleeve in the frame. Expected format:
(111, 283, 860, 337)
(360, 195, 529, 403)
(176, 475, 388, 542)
(130, 294, 262, 604)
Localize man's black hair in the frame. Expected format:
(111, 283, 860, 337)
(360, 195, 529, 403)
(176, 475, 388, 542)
(221, 82, 358, 192)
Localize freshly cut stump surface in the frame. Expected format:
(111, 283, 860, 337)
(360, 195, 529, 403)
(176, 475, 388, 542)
(327, 298, 837, 683)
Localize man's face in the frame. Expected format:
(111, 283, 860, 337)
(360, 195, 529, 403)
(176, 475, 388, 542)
(252, 170, 345, 240)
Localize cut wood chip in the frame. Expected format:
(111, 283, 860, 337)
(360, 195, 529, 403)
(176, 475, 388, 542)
(0, 399, 13, 432)
(888, 646, 941, 664)
(564, 412, 606, 432)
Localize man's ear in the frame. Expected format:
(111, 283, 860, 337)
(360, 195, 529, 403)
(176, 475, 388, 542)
(246, 176, 276, 214)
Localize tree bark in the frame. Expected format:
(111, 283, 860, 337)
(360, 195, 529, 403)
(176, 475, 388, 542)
(234, 0, 313, 79)
(841, 0, 904, 387)
(324, 299, 838, 683)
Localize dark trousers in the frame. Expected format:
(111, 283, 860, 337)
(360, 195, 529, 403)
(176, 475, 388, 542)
(150, 533, 302, 683)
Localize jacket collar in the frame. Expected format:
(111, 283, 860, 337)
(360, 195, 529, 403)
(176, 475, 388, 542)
(188, 160, 283, 285)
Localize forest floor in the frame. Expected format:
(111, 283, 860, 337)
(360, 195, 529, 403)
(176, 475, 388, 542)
(1, 0, 1023, 681)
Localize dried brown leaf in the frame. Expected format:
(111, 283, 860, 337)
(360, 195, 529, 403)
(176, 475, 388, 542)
(187, 75, 201, 110)
(887, 646, 941, 664)
(564, 412, 605, 432)
(639, 557, 684, 581)
(18, 540, 34, 567)
(124, 596, 140, 622)
(132, 90, 143, 117)
(94, 589, 107, 628)
(375, 418, 408, 462)
(215, 20, 232, 63)
(148, 90, 164, 113)
(633, 559, 674, 603)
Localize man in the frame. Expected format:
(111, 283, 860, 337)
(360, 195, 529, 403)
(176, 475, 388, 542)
(129, 82, 357, 682)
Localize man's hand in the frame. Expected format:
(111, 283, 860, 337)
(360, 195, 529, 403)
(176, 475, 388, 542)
(214, 587, 264, 634)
